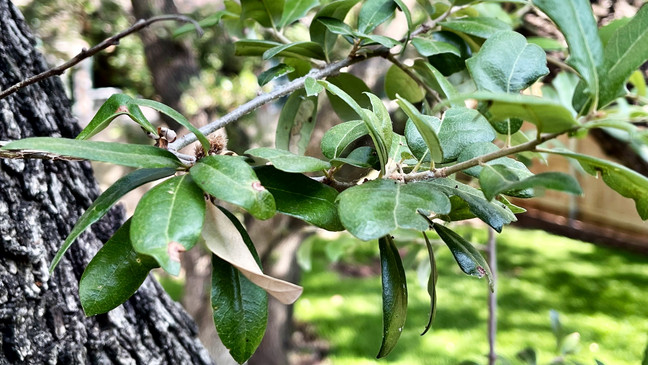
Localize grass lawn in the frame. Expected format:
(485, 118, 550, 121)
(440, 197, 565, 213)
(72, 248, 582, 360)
(294, 226, 648, 365)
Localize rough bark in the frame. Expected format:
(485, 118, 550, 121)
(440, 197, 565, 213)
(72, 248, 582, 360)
(0, 2, 212, 364)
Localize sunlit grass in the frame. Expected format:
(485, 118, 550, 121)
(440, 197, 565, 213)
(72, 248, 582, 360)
(294, 226, 648, 364)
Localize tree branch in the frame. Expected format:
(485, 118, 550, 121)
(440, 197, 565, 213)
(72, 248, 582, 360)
(0, 15, 203, 101)
(168, 52, 386, 151)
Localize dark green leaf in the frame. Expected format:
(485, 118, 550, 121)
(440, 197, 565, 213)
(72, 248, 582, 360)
(133, 98, 210, 153)
(396, 96, 443, 163)
(263, 41, 326, 60)
(441, 17, 511, 39)
(358, 0, 397, 34)
(241, 0, 284, 28)
(310, 0, 359, 61)
(279, 0, 320, 27)
(598, 17, 632, 47)
(330, 146, 378, 168)
(516, 347, 537, 365)
(275, 89, 318, 155)
(384, 65, 424, 102)
(0, 137, 183, 168)
(76, 94, 157, 140)
(246, 147, 331, 172)
(258, 63, 295, 86)
(404, 119, 430, 163)
(377, 235, 408, 358)
(480, 164, 582, 201)
(336, 179, 451, 240)
(433, 223, 494, 291)
(599, 5, 648, 107)
(254, 166, 343, 231)
(316, 17, 355, 37)
(131, 175, 206, 275)
(50, 168, 175, 273)
(321, 120, 368, 159)
(438, 107, 495, 162)
(421, 232, 437, 336)
(360, 109, 389, 175)
(326, 73, 372, 121)
(411, 37, 460, 57)
(412, 60, 461, 107)
(467, 31, 548, 93)
(366, 93, 394, 158)
(358, 33, 400, 48)
(430, 178, 517, 232)
(427, 31, 472, 76)
(79, 219, 159, 316)
(190, 155, 276, 219)
(453, 92, 580, 133)
(211, 252, 267, 364)
(546, 149, 648, 220)
(534, 0, 603, 102)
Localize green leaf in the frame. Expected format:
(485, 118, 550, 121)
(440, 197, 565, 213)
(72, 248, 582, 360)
(254, 166, 343, 230)
(279, 0, 320, 27)
(412, 60, 461, 107)
(404, 119, 430, 163)
(454, 92, 579, 133)
(304, 76, 324, 96)
(420, 232, 437, 336)
(533, 0, 603, 102)
(254, 167, 343, 230)
(50, 168, 175, 273)
(316, 16, 355, 37)
(438, 107, 495, 162)
(246, 147, 331, 172)
(480, 164, 582, 201)
(211, 252, 267, 364)
(599, 5, 648, 107)
(241, 0, 284, 28)
(433, 223, 494, 291)
(358, 33, 400, 48)
(466, 31, 548, 93)
(527, 36, 566, 51)
(411, 37, 460, 57)
(396, 96, 443, 163)
(275, 89, 318, 155)
(429, 178, 517, 232)
(546, 149, 648, 220)
(389, 133, 414, 162)
(202, 203, 303, 304)
(377, 235, 408, 358)
(190, 155, 276, 219)
(310, 0, 359, 61)
(598, 17, 632, 47)
(326, 73, 372, 121)
(358, 0, 397, 34)
(133, 98, 210, 153)
(79, 219, 159, 316)
(427, 31, 472, 76)
(336, 179, 451, 240)
(331, 146, 379, 168)
(131, 175, 206, 276)
(258, 63, 295, 86)
(441, 17, 511, 39)
(321, 120, 368, 159)
(384, 65, 424, 103)
(76, 94, 157, 140)
(263, 41, 326, 60)
(360, 109, 389, 175)
(366, 93, 394, 159)
(0, 137, 183, 168)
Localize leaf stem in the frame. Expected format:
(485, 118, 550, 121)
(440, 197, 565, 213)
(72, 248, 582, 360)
(384, 53, 441, 103)
(0, 15, 203, 101)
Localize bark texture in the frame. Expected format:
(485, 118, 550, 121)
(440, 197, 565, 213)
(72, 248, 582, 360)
(0, 2, 212, 364)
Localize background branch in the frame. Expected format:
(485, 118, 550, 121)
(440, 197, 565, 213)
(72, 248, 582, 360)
(0, 14, 203, 101)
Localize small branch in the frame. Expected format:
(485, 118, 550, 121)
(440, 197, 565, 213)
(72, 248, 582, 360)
(402, 129, 576, 182)
(0, 15, 203, 101)
(168, 52, 386, 151)
(384, 53, 441, 103)
(546, 55, 577, 74)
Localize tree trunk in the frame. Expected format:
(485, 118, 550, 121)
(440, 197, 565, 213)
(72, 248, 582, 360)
(0, 2, 212, 364)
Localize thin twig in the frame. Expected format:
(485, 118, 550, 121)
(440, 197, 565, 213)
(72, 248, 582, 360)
(546, 55, 578, 74)
(384, 53, 441, 103)
(402, 128, 577, 182)
(0, 15, 203, 101)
